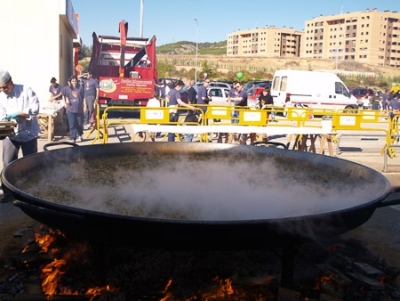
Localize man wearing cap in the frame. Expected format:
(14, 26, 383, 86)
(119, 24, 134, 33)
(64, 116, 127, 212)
(0, 69, 40, 203)
(79, 71, 99, 129)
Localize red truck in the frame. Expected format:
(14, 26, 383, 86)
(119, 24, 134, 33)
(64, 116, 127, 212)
(88, 21, 158, 110)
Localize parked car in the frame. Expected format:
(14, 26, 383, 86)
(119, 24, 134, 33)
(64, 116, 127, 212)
(158, 77, 179, 85)
(207, 87, 230, 105)
(350, 87, 375, 100)
(254, 81, 272, 89)
(246, 87, 265, 107)
(196, 81, 231, 90)
(243, 80, 271, 91)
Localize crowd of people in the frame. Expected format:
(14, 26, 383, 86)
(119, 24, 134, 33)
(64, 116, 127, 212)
(153, 78, 276, 145)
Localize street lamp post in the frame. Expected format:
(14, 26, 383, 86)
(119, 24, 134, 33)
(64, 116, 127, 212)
(194, 18, 198, 82)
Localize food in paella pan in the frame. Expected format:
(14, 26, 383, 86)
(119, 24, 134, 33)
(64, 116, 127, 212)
(15, 151, 380, 220)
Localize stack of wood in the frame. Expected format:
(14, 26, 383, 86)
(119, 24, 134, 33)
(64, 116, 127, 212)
(0, 121, 16, 139)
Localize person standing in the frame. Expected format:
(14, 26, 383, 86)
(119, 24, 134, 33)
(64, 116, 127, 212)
(0, 69, 41, 202)
(196, 79, 213, 141)
(49, 77, 63, 104)
(255, 87, 274, 143)
(256, 87, 274, 111)
(230, 82, 248, 144)
(226, 81, 239, 143)
(389, 95, 400, 120)
(167, 80, 196, 142)
(197, 79, 211, 117)
(371, 91, 381, 111)
(381, 89, 389, 111)
(185, 79, 198, 142)
(64, 76, 86, 143)
(187, 79, 197, 104)
(80, 71, 99, 129)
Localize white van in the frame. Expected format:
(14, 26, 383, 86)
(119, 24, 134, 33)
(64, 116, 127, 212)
(270, 70, 358, 111)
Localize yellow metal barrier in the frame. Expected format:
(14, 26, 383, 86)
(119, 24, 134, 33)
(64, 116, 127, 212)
(99, 106, 205, 143)
(384, 113, 400, 163)
(85, 104, 104, 144)
(92, 104, 399, 165)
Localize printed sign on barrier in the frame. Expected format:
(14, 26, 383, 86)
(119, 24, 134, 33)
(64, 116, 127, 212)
(207, 107, 231, 119)
(239, 110, 266, 125)
(361, 110, 379, 122)
(140, 108, 169, 123)
(332, 114, 361, 130)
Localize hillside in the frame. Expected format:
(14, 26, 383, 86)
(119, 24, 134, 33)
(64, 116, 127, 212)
(157, 41, 400, 80)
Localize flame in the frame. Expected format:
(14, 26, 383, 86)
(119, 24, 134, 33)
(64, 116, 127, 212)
(160, 291, 174, 301)
(41, 258, 67, 296)
(35, 227, 64, 253)
(162, 279, 173, 294)
(202, 277, 235, 300)
(85, 285, 118, 301)
(35, 226, 119, 299)
(21, 244, 30, 253)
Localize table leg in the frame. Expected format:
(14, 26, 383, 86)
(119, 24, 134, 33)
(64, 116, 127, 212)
(48, 115, 54, 142)
(308, 134, 317, 153)
(319, 135, 334, 156)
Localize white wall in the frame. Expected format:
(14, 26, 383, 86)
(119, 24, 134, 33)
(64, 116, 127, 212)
(0, 0, 77, 104)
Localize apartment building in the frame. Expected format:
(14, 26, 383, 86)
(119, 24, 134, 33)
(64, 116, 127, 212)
(303, 9, 400, 67)
(227, 26, 303, 58)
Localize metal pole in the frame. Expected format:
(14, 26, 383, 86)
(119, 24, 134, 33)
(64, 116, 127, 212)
(194, 18, 198, 82)
(139, 0, 144, 38)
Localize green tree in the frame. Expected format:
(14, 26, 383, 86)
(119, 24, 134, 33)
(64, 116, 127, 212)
(78, 44, 92, 60)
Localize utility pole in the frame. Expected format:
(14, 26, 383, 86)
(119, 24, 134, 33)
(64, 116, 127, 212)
(139, 0, 144, 38)
(194, 18, 198, 82)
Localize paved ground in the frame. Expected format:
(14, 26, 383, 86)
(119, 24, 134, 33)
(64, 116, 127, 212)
(1, 125, 400, 268)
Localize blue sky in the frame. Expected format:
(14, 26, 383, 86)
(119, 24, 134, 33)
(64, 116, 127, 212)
(72, 0, 398, 47)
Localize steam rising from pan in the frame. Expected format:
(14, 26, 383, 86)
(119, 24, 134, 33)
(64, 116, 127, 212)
(15, 151, 380, 221)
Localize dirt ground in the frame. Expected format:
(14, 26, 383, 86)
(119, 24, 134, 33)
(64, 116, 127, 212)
(158, 54, 400, 79)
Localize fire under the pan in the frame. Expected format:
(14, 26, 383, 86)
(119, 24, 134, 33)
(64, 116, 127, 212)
(15, 152, 381, 220)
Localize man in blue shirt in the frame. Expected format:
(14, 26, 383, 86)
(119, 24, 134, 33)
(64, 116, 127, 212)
(80, 71, 99, 129)
(167, 80, 196, 142)
(0, 69, 40, 202)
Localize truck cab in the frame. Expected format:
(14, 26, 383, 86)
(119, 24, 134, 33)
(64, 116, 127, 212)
(88, 21, 158, 110)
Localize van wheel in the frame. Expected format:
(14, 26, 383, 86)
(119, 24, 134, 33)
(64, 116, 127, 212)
(343, 105, 358, 114)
